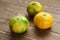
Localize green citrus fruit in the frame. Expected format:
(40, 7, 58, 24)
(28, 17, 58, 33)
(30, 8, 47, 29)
(9, 16, 29, 34)
(27, 1, 43, 16)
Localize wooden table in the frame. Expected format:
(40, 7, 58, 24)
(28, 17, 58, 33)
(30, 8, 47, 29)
(0, 0, 60, 40)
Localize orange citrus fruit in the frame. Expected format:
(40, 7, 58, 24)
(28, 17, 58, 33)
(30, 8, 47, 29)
(27, 1, 43, 16)
(33, 12, 54, 29)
